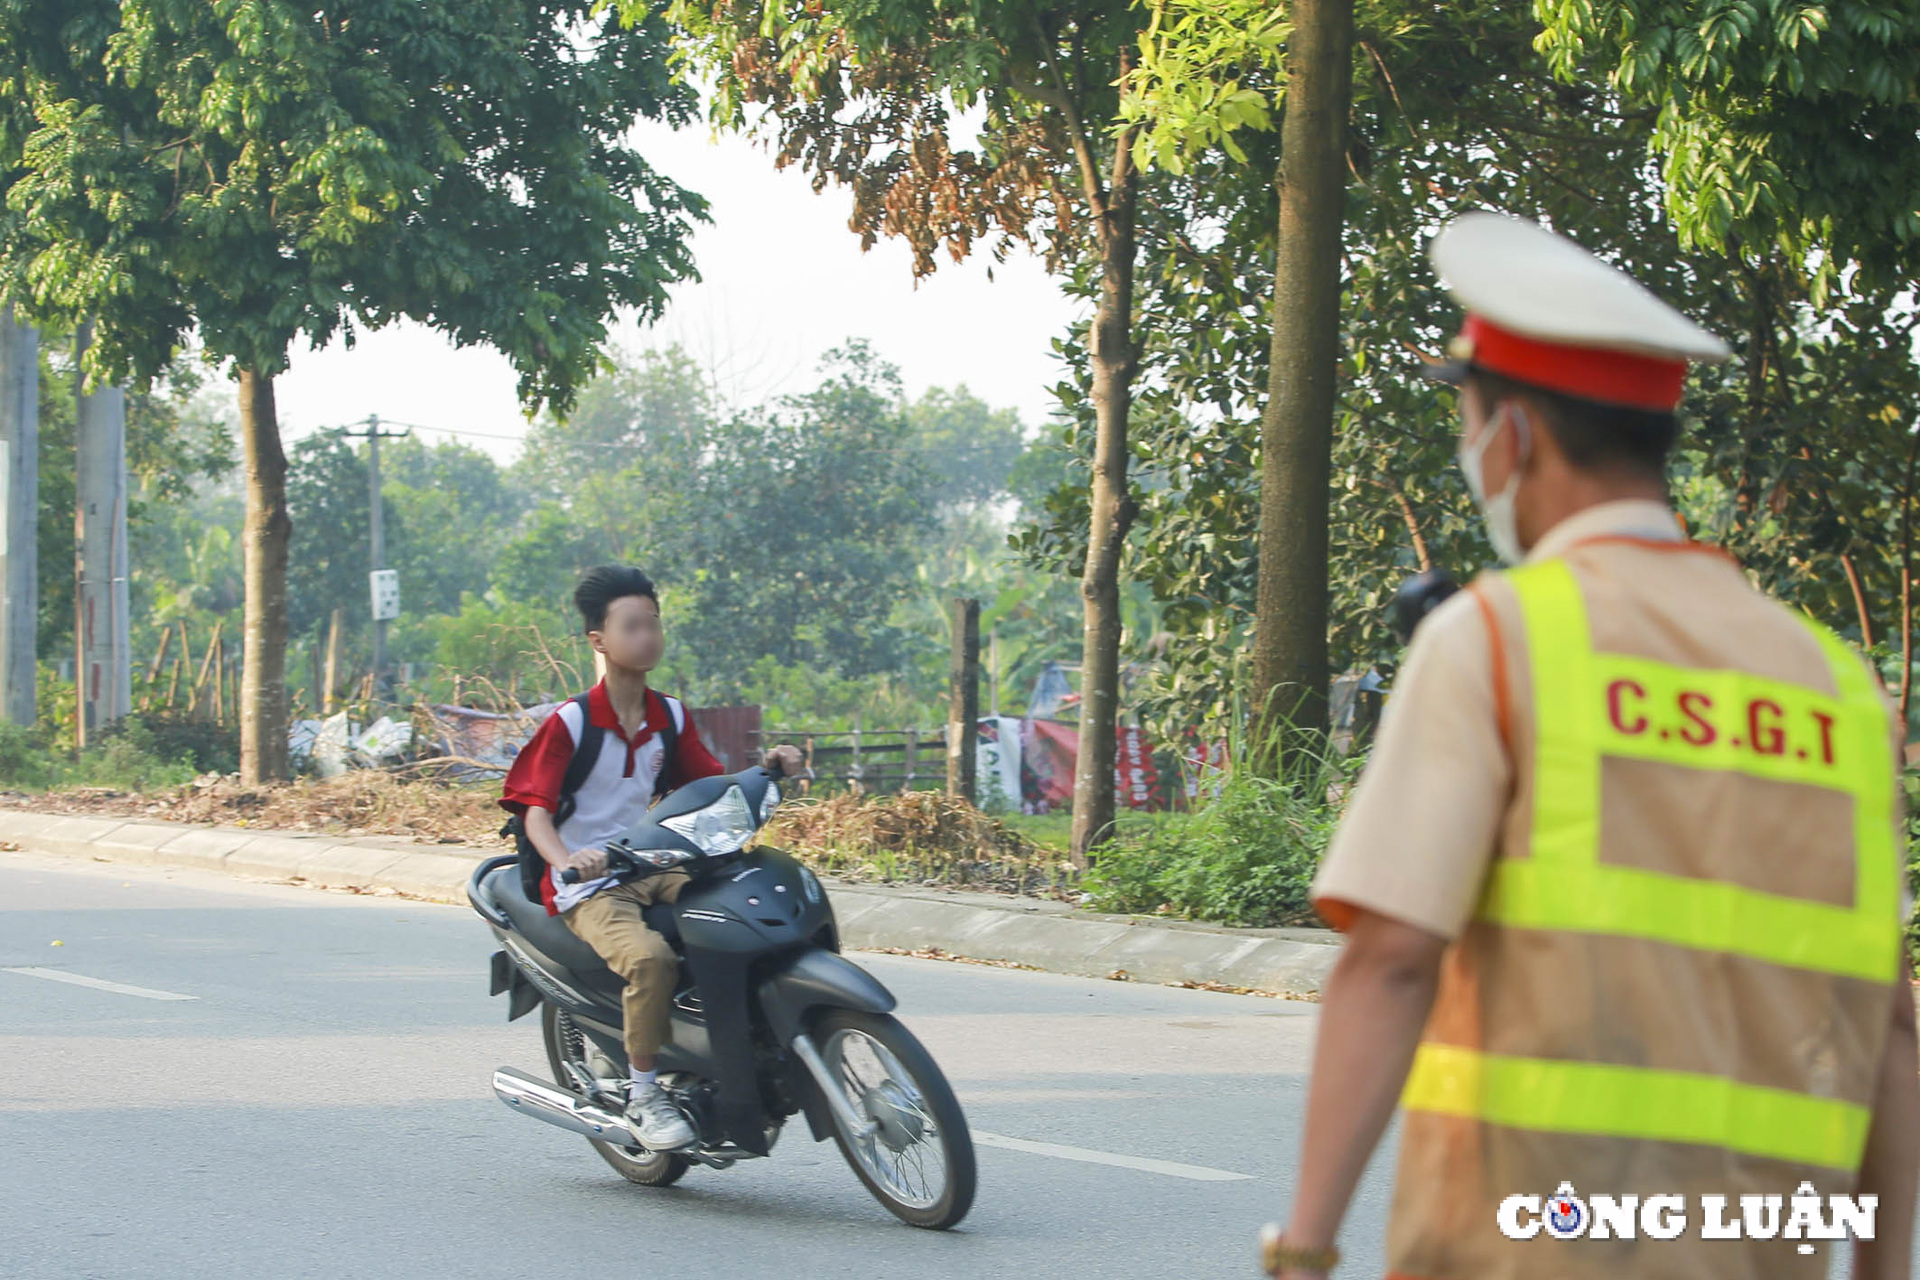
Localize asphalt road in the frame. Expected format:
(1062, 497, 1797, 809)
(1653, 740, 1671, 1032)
(13, 849, 1903, 1280)
(0, 848, 1391, 1279)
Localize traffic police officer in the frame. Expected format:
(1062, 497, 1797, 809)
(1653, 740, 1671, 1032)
(1258, 213, 1920, 1279)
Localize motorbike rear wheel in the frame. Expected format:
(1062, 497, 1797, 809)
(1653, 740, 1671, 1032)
(812, 1009, 975, 1229)
(542, 1004, 689, 1187)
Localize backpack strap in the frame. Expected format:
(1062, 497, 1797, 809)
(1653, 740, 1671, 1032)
(652, 692, 683, 801)
(552, 691, 606, 829)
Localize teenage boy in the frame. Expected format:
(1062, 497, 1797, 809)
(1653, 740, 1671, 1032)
(500, 565, 801, 1149)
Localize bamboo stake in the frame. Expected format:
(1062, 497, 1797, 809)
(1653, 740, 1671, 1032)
(323, 606, 344, 716)
(188, 619, 223, 718)
(145, 625, 173, 686)
(212, 644, 225, 725)
(166, 649, 185, 711)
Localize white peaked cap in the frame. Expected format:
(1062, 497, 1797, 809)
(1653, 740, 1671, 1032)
(1426, 213, 1729, 410)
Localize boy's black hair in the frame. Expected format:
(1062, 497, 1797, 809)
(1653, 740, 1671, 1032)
(573, 565, 659, 633)
(1467, 368, 1680, 479)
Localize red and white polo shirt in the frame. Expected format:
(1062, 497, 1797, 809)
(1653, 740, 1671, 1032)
(499, 681, 726, 914)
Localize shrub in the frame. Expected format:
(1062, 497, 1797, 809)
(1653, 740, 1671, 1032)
(129, 714, 240, 776)
(0, 721, 53, 790)
(1084, 730, 1360, 928)
(65, 717, 199, 792)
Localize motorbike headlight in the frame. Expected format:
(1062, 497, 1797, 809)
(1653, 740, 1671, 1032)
(760, 781, 781, 823)
(660, 785, 757, 857)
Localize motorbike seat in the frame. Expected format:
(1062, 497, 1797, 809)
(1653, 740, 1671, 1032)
(480, 866, 684, 979)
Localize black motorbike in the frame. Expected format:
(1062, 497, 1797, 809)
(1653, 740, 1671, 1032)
(467, 765, 976, 1229)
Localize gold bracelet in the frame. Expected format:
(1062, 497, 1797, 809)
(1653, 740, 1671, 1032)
(1259, 1223, 1339, 1276)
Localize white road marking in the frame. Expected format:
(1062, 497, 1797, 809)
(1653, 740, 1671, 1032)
(972, 1130, 1252, 1182)
(2, 967, 198, 1002)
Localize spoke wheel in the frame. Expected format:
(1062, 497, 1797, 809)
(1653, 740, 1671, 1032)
(541, 1004, 688, 1187)
(813, 1009, 975, 1229)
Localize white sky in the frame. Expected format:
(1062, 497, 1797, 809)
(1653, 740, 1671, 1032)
(272, 119, 1082, 461)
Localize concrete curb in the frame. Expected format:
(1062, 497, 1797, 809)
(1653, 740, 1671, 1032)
(0, 808, 1343, 995)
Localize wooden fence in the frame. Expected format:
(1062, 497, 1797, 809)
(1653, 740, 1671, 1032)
(749, 725, 953, 796)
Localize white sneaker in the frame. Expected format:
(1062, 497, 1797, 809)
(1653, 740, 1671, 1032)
(623, 1082, 695, 1151)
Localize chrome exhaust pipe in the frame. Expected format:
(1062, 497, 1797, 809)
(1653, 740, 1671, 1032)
(493, 1067, 637, 1146)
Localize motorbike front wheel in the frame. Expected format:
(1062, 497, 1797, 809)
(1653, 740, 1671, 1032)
(542, 1003, 689, 1187)
(811, 1008, 975, 1229)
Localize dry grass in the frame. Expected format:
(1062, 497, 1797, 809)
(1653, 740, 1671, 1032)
(1, 774, 1081, 897)
(0, 772, 511, 846)
(765, 790, 1079, 897)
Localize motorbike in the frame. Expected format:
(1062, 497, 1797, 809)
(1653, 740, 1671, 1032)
(467, 764, 976, 1229)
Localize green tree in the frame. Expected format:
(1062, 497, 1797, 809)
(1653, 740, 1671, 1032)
(1535, 0, 1920, 285)
(660, 343, 939, 694)
(495, 342, 940, 703)
(1027, 2, 1913, 752)
(382, 437, 526, 625)
(904, 386, 1028, 509)
(655, 0, 1154, 857)
(284, 430, 375, 641)
(0, 0, 705, 782)
(513, 346, 715, 504)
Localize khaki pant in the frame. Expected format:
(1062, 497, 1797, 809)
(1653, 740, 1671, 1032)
(561, 871, 689, 1064)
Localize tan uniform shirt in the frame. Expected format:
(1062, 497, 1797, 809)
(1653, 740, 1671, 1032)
(1311, 499, 1908, 936)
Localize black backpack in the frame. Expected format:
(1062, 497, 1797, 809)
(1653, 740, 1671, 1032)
(500, 690, 681, 903)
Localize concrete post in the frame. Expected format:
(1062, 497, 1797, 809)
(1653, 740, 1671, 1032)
(0, 310, 36, 726)
(73, 322, 130, 745)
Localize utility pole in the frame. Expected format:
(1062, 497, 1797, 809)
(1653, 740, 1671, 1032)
(340, 414, 410, 698)
(73, 321, 130, 747)
(0, 308, 36, 727)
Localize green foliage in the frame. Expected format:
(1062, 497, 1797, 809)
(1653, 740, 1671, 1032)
(903, 385, 1028, 509)
(1023, 1, 1920, 743)
(285, 430, 380, 638)
(0, 714, 214, 793)
(1085, 732, 1359, 925)
(1536, 0, 1920, 286)
(0, 721, 50, 789)
(1120, 0, 1291, 171)
(399, 594, 592, 706)
(70, 717, 216, 789)
(672, 342, 938, 684)
(0, 0, 705, 407)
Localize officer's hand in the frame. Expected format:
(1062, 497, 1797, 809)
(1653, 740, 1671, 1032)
(764, 744, 804, 777)
(568, 847, 609, 880)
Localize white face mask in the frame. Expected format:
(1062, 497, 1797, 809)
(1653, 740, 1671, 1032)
(1458, 402, 1531, 566)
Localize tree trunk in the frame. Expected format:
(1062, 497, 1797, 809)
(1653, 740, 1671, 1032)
(323, 606, 344, 716)
(1379, 473, 1432, 572)
(1068, 155, 1139, 862)
(238, 368, 291, 784)
(1249, 0, 1354, 766)
(1840, 550, 1874, 650)
(947, 597, 980, 803)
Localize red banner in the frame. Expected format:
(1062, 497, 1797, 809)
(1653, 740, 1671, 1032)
(1018, 720, 1164, 813)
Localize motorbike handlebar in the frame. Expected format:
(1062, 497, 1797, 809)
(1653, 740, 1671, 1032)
(561, 845, 699, 885)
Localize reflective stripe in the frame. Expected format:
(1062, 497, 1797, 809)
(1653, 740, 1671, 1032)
(1404, 1043, 1872, 1170)
(1400, 557, 1901, 1168)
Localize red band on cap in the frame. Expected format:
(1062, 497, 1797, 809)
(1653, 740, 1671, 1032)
(1460, 314, 1689, 411)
